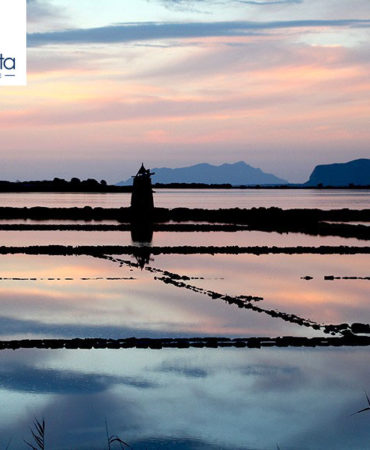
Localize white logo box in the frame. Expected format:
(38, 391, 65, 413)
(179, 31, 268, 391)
(0, 0, 27, 86)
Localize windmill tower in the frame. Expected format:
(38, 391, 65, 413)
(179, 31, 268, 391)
(131, 163, 155, 219)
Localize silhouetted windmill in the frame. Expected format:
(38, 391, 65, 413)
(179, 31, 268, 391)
(131, 163, 155, 218)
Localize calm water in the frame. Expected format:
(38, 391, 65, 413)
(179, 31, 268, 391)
(1, 347, 370, 450)
(0, 229, 367, 247)
(0, 188, 368, 209)
(0, 191, 368, 449)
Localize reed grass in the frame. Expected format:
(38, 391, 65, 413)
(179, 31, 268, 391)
(21, 418, 131, 450)
(105, 419, 131, 449)
(24, 418, 45, 450)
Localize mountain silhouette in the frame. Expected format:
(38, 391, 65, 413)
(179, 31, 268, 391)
(117, 162, 287, 186)
(305, 159, 370, 187)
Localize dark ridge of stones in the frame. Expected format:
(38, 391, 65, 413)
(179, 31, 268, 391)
(351, 323, 370, 334)
(1, 335, 370, 350)
(0, 277, 136, 281)
(155, 275, 263, 304)
(0, 222, 368, 240)
(302, 275, 370, 281)
(0, 221, 367, 240)
(107, 256, 359, 338)
(0, 245, 368, 256)
(0, 207, 368, 240)
(154, 270, 204, 281)
(324, 276, 370, 280)
(315, 222, 370, 240)
(109, 255, 327, 335)
(164, 207, 370, 224)
(249, 222, 370, 240)
(0, 206, 129, 221)
(156, 273, 327, 333)
(0, 223, 250, 232)
(0, 206, 368, 223)
(106, 255, 336, 337)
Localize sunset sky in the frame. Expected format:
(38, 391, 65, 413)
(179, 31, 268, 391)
(1, 0, 369, 182)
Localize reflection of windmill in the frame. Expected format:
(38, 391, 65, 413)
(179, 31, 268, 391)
(130, 224, 153, 244)
(133, 249, 154, 270)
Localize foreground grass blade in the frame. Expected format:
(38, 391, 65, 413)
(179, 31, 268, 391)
(105, 419, 131, 449)
(25, 419, 45, 450)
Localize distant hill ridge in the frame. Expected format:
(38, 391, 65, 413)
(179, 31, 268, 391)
(117, 162, 287, 186)
(305, 159, 370, 187)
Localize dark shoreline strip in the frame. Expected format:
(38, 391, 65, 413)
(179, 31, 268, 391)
(0, 245, 369, 256)
(1, 336, 370, 350)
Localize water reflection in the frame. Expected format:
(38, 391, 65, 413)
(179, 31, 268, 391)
(0, 205, 366, 450)
(0, 252, 368, 341)
(153, 253, 370, 329)
(0, 348, 370, 449)
(0, 229, 367, 247)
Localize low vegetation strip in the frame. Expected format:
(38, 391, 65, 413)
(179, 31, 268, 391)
(1, 336, 370, 350)
(0, 245, 368, 256)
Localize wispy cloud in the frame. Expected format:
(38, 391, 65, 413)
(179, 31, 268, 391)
(0, 95, 280, 127)
(28, 19, 370, 46)
(27, 0, 64, 23)
(239, 0, 302, 4)
(27, 0, 70, 33)
(155, 0, 303, 10)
